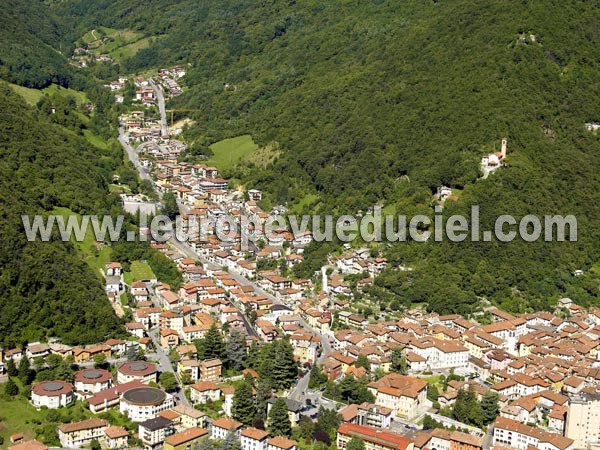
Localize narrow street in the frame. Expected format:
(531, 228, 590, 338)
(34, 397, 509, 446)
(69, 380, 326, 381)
(148, 78, 169, 136)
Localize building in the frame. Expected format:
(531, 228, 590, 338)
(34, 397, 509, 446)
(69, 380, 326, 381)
(164, 427, 209, 450)
(368, 374, 427, 420)
(31, 380, 75, 409)
(267, 398, 303, 426)
(337, 423, 414, 450)
(139, 416, 175, 449)
(189, 381, 221, 404)
(565, 390, 600, 449)
(8, 440, 48, 450)
(74, 368, 113, 395)
(211, 418, 243, 440)
(425, 428, 483, 450)
(493, 417, 574, 450)
(241, 427, 270, 450)
(117, 361, 158, 384)
(120, 387, 174, 422)
(200, 358, 222, 382)
(57, 418, 109, 448)
(103, 426, 129, 449)
(339, 402, 394, 429)
(266, 437, 298, 450)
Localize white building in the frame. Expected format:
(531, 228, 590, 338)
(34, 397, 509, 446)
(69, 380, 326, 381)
(493, 417, 574, 450)
(57, 418, 108, 448)
(119, 387, 174, 422)
(74, 368, 113, 395)
(31, 380, 75, 409)
(210, 418, 243, 440)
(240, 427, 269, 450)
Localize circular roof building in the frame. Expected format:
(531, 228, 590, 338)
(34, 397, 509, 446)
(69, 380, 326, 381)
(119, 386, 174, 422)
(74, 368, 113, 395)
(31, 380, 74, 409)
(122, 387, 166, 406)
(116, 361, 158, 384)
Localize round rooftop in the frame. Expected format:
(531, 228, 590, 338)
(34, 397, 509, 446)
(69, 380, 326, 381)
(83, 370, 103, 379)
(118, 361, 157, 376)
(32, 380, 73, 397)
(122, 387, 166, 406)
(129, 362, 149, 371)
(42, 381, 64, 392)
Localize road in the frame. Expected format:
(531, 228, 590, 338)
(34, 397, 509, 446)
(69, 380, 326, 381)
(118, 127, 153, 183)
(119, 89, 335, 409)
(148, 78, 169, 136)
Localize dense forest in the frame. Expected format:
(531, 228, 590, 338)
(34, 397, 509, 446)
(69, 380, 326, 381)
(2, 0, 599, 316)
(0, 84, 125, 346)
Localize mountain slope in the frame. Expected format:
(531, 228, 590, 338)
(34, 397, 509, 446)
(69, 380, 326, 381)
(51, 0, 600, 311)
(0, 84, 123, 346)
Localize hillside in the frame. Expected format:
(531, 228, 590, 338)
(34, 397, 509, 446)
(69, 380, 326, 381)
(0, 84, 125, 346)
(18, 0, 600, 312)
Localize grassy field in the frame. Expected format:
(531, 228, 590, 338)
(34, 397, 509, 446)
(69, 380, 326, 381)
(8, 82, 90, 107)
(51, 207, 111, 278)
(81, 27, 157, 62)
(207, 135, 259, 170)
(130, 260, 155, 281)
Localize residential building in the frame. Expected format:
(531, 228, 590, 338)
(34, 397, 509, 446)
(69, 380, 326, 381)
(31, 380, 75, 409)
(337, 423, 414, 450)
(211, 418, 243, 440)
(103, 426, 129, 449)
(241, 427, 270, 450)
(163, 427, 209, 450)
(565, 390, 600, 449)
(492, 417, 573, 450)
(138, 416, 174, 449)
(57, 418, 108, 448)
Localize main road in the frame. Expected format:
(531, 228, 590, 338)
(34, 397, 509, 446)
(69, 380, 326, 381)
(148, 78, 169, 136)
(118, 90, 334, 405)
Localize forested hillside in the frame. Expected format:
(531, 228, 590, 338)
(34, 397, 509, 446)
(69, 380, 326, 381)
(0, 84, 125, 346)
(13, 0, 600, 313)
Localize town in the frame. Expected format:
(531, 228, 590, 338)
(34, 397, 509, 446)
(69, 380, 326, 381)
(1, 69, 598, 450)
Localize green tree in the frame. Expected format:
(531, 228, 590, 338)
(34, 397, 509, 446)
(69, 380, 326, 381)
(255, 378, 273, 420)
(346, 437, 365, 450)
(308, 365, 327, 389)
(232, 379, 257, 424)
(93, 353, 108, 369)
(317, 407, 341, 435)
(202, 324, 227, 362)
(271, 339, 297, 390)
(297, 416, 315, 441)
(390, 347, 407, 374)
(268, 397, 292, 437)
(90, 439, 101, 450)
(481, 391, 500, 425)
(18, 357, 33, 385)
(222, 427, 242, 450)
(355, 355, 371, 371)
(6, 358, 17, 377)
(161, 192, 179, 220)
(159, 372, 178, 392)
(169, 348, 182, 363)
(4, 377, 19, 396)
(226, 329, 248, 370)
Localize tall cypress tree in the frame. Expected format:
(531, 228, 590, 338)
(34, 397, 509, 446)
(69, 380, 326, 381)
(232, 379, 256, 424)
(268, 397, 292, 437)
(271, 339, 297, 390)
(203, 324, 227, 363)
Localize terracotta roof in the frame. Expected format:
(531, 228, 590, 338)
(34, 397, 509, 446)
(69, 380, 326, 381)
(57, 418, 108, 433)
(104, 426, 129, 439)
(212, 417, 243, 430)
(267, 436, 298, 449)
(241, 427, 269, 440)
(337, 423, 412, 450)
(164, 427, 208, 446)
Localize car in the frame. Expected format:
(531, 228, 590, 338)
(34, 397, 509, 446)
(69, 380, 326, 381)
(306, 399, 313, 406)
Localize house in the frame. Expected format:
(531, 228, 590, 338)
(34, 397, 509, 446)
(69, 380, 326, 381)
(211, 418, 243, 440)
(8, 441, 48, 450)
(368, 374, 427, 420)
(337, 423, 413, 450)
(164, 427, 209, 450)
(267, 437, 298, 450)
(200, 358, 222, 382)
(116, 361, 158, 384)
(267, 398, 303, 426)
(103, 426, 129, 449)
(138, 416, 174, 449)
(425, 428, 483, 450)
(105, 262, 123, 277)
(74, 368, 113, 395)
(57, 418, 108, 448)
(31, 380, 75, 409)
(493, 417, 573, 450)
(338, 402, 394, 429)
(189, 381, 221, 404)
(241, 427, 270, 450)
(160, 329, 180, 348)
